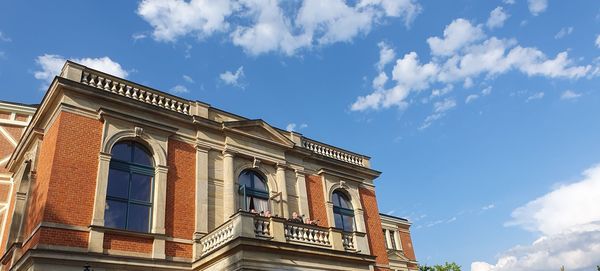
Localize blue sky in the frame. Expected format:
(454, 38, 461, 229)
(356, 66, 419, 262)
(1, 0, 600, 270)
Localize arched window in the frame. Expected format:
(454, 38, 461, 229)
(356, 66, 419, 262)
(238, 170, 269, 213)
(105, 141, 154, 232)
(332, 190, 354, 232)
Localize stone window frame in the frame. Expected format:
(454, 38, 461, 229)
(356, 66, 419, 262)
(323, 177, 367, 233)
(89, 116, 171, 259)
(331, 189, 355, 232)
(233, 161, 280, 215)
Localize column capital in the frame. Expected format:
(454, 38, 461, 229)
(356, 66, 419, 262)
(195, 141, 211, 152)
(222, 148, 235, 157)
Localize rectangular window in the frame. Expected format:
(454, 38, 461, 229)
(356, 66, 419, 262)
(389, 230, 397, 250)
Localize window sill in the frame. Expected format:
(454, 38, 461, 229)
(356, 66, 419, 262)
(90, 225, 165, 239)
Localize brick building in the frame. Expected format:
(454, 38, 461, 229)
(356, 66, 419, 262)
(0, 62, 417, 270)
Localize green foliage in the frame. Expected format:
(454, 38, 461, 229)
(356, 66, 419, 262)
(419, 262, 461, 271)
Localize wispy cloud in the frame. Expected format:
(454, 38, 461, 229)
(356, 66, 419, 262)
(487, 7, 509, 29)
(527, 0, 548, 16)
(560, 90, 582, 100)
(525, 92, 544, 102)
(34, 54, 128, 86)
(554, 26, 574, 39)
(170, 84, 189, 94)
(219, 66, 245, 88)
(0, 31, 11, 42)
(182, 74, 195, 83)
(286, 123, 308, 132)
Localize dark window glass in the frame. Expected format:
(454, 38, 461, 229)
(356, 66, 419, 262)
(106, 141, 154, 232)
(389, 230, 397, 250)
(112, 142, 132, 162)
(105, 200, 127, 229)
(133, 144, 153, 166)
(107, 168, 129, 199)
(130, 174, 152, 202)
(238, 170, 269, 212)
(127, 204, 151, 232)
(333, 190, 354, 232)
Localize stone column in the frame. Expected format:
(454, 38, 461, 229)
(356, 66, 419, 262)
(223, 150, 235, 219)
(89, 152, 111, 253)
(295, 171, 310, 219)
(384, 228, 393, 249)
(193, 144, 210, 260)
(276, 164, 289, 218)
(151, 165, 168, 260)
(394, 230, 403, 250)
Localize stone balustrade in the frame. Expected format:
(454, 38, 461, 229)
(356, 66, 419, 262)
(79, 69, 191, 115)
(197, 212, 367, 259)
(284, 222, 331, 247)
(342, 232, 355, 250)
(301, 138, 367, 167)
(254, 216, 271, 238)
(200, 220, 235, 256)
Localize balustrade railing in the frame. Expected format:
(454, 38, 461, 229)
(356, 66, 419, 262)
(200, 220, 234, 256)
(301, 138, 366, 167)
(79, 69, 191, 115)
(342, 232, 355, 250)
(254, 216, 271, 238)
(284, 222, 331, 247)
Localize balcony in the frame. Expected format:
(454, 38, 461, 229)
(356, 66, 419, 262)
(193, 211, 374, 270)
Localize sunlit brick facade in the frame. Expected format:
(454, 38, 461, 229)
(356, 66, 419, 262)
(0, 62, 417, 270)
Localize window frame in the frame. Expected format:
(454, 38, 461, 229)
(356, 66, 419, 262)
(238, 170, 269, 211)
(332, 190, 355, 232)
(106, 141, 155, 233)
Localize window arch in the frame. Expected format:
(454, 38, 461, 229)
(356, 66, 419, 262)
(105, 141, 154, 232)
(238, 170, 269, 213)
(332, 190, 354, 232)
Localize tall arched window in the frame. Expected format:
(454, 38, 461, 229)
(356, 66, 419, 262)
(238, 170, 269, 213)
(105, 141, 154, 232)
(332, 190, 354, 232)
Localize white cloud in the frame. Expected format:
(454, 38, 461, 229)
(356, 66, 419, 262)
(430, 84, 453, 98)
(34, 54, 128, 85)
(482, 204, 495, 211)
(182, 74, 195, 83)
(132, 33, 147, 41)
(170, 85, 189, 94)
(420, 98, 456, 129)
(137, 0, 235, 42)
(525, 92, 544, 102)
(286, 122, 307, 132)
(487, 7, 509, 29)
(427, 18, 485, 56)
(503, 0, 515, 4)
(527, 0, 548, 16)
(560, 90, 581, 100)
(554, 27, 574, 39)
(372, 72, 388, 90)
(465, 94, 479, 104)
(0, 31, 11, 42)
(138, 0, 421, 56)
(473, 164, 600, 271)
(351, 19, 594, 112)
(595, 34, 600, 48)
(377, 41, 395, 71)
(219, 66, 245, 87)
(481, 86, 492, 96)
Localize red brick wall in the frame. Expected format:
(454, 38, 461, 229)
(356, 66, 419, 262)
(39, 228, 88, 248)
(165, 241, 192, 259)
(42, 112, 102, 227)
(103, 233, 153, 254)
(399, 231, 417, 261)
(305, 175, 328, 227)
(165, 139, 195, 240)
(359, 187, 390, 266)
